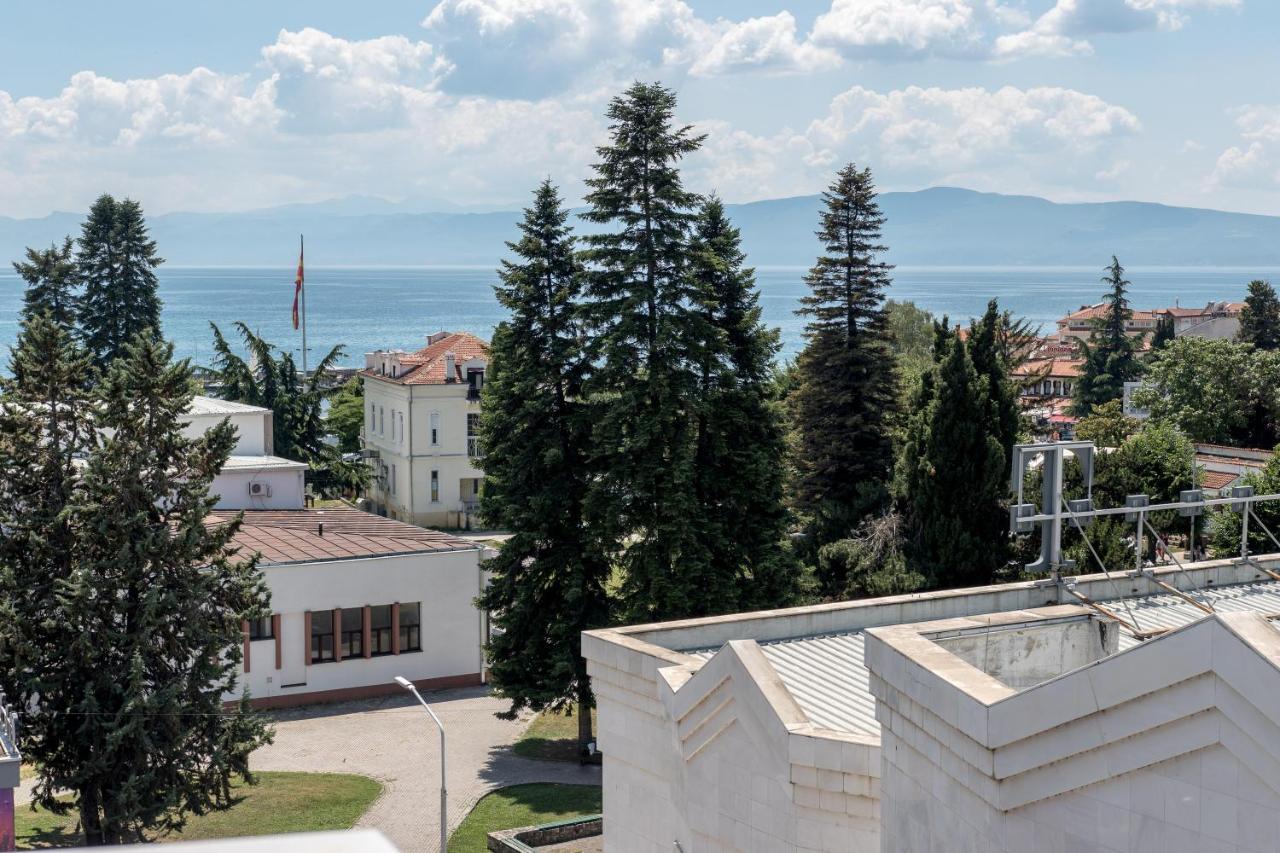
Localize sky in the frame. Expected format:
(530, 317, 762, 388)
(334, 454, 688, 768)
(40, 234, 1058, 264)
(2, 0, 1279, 218)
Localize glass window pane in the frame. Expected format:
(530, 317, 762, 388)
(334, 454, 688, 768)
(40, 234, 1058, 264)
(311, 611, 333, 634)
(371, 605, 392, 629)
(342, 608, 363, 632)
(400, 603, 420, 627)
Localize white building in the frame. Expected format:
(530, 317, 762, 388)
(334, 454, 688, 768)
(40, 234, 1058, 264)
(583, 553, 1280, 853)
(225, 507, 488, 708)
(360, 331, 489, 528)
(184, 394, 491, 708)
(185, 396, 307, 511)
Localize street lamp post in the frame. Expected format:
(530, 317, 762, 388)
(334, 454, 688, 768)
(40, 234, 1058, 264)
(395, 676, 447, 852)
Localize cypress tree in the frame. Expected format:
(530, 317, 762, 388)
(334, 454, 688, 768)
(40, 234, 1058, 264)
(478, 180, 610, 754)
(0, 330, 271, 845)
(1152, 314, 1176, 350)
(77, 194, 164, 369)
(580, 81, 711, 621)
(897, 330, 1008, 588)
(688, 196, 799, 610)
(1238, 279, 1280, 351)
(788, 164, 899, 557)
(967, 299, 1022, 473)
(1072, 256, 1143, 416)
(13, 237, 78, 330)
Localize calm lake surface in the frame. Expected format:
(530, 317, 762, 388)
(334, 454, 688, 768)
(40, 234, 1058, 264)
(2, 265, 1277, 367)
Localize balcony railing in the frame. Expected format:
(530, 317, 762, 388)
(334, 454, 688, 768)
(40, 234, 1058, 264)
(467, 438, 482, 459)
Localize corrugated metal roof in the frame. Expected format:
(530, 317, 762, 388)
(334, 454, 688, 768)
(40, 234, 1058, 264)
(686, 579, 1280, 735)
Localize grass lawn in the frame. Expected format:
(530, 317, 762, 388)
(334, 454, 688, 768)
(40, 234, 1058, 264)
(513, 705, 596, 762)
(15, 771, 381, 849)
(448, 783, 602, 853)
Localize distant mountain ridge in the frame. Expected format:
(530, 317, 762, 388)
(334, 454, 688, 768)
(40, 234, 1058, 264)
(4, 187, 1280, 268)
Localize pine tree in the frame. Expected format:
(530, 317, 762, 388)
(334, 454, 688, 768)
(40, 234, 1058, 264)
(896, 330, 1008, 588)
(688, 196, 799, 610)
(1072, 256, 1143, 416)
(13, 237, 78, 329)
(1238, 279, 1280, 351)
(478, 180, 610, 754)
(0, 330, 271, 845)
(580, 82, 712, 621)
(77, 194, 164, 370)
(967, 299, 1022, 473)
(788, 164, 899, 558)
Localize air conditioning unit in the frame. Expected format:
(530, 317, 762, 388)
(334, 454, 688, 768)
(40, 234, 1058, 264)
(248, 482, 272, 498)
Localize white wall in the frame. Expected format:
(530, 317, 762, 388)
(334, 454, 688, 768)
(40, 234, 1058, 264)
(184, 411, 272, 456)
(211, 468, 305, 511)
(232, 548, 485, 704)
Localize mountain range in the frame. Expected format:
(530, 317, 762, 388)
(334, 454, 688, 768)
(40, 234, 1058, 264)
(4, 187, 1280, 268)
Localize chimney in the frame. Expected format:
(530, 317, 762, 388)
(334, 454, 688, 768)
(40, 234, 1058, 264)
(428, 331, 450, 346)
(444, 351, 456, 383)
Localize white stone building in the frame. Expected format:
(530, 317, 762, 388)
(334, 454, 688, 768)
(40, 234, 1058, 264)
(185, 394, 491, 708)
(184, 396, 307, 511)
(582, 554, 1280, 852)
(360, 331, 489, 527)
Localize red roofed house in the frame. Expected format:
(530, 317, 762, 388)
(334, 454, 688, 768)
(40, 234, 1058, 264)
(1056, 300, 1245, 344)
(360, 331, 490, 527)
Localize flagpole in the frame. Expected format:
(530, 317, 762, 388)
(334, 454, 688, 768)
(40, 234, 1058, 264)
(300, 234, 307, 377)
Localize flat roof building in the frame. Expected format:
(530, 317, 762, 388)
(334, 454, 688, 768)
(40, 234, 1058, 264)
(583, 554, 1280, 852)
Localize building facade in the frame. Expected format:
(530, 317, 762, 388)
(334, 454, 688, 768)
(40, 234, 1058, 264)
(184, 396, 307, 511)
(361, 331, 489, 528)
(583, 554, 1280, 852)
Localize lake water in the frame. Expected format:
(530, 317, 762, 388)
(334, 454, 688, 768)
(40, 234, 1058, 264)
(2, 265, 1277, 368)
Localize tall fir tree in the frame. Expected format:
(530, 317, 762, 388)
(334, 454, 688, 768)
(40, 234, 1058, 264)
(688, 196, 799, 610)
(788, 164, 899, 561)
(478, 180, 610, 754)
(580, 82, 713, 621)
(1072, 256, 1143, 416)
(0, 330, 271, 845)
(13, 237, 79, 330)
(77, 194, 164, 370)
(1151, 314, 1176, 350)
(1238, 279, 1280, 351)
(896, 328, 1008, 588)
(967, 299, 1022, 474)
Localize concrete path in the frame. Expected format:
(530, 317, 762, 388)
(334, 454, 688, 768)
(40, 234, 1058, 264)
(252, 686, 601, 853)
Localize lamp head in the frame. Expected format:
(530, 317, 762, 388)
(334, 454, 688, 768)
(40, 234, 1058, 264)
(394, 676, 413, 690)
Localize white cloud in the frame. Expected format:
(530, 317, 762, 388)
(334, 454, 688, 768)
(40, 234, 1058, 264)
(996, 0, 1239, 59)
(1210, 104, 1280, 189)
(687, 13, 841, 76)
(691, 84, 1141, 201)
(810, 0, 988, 59)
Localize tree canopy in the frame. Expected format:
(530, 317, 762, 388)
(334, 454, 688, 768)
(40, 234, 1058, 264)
(1072, 256, 1143, 416)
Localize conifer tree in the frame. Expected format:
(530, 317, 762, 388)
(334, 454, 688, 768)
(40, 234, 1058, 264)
(1238, 279, 1280, 351)
(688, 196, 799, 610)
(77, 195, 164, 370)
(0, 331, 271, 845)
(788, 164, 899, 555)
(13, 237, 78, 330)
(967, 299, 1022, 473)
(1072, 256, 1143, 416)
(1152, 314, 1176, 350)
(580, 81, 712, 621)
(896, 329, 1008, 588)
(479, 180, 610, 753)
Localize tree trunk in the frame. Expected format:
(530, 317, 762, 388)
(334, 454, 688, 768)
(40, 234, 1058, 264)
(80, 785, 103, 847)
(577, 686, 594, 763)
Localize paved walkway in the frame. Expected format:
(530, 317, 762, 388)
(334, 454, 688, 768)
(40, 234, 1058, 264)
(252, 686, 600, 853)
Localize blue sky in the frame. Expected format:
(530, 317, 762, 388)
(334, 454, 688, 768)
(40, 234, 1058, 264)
(2, 0, 1278, 217)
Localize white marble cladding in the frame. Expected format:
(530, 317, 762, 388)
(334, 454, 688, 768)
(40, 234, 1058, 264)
(581, 554, 1280, 853)
(866, 607, 1280, 853)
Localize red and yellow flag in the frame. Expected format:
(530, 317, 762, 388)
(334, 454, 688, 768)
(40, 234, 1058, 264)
(292, 237, 304, 330)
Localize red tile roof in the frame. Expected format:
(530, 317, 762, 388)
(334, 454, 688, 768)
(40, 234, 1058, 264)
(1200, 470, 1241, 491)
(211, 507, 476, 565)
(361, 332, 489, 386)
(1014, 358, 1084, 378)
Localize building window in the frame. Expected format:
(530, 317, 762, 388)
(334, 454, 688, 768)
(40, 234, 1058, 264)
(399, 413, 405, 445)
(467, 413, 481, 458)
(431, 470, 439, 502)
(467, 368, 484, 401)
(310, 611, 335, 663)
(379, 406, 385, 435)
(247, 616, 273, 641)
(399, 602, 421, 652)
(389, 463, 396, 495)
(341, 608, 364, 659)
(430, 411, 440, 446)
(370, 605, 393, 655)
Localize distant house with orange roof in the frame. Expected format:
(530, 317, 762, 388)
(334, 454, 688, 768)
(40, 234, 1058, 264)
(1055, 300, 1244, 343)
(360, 331, 490, 527)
